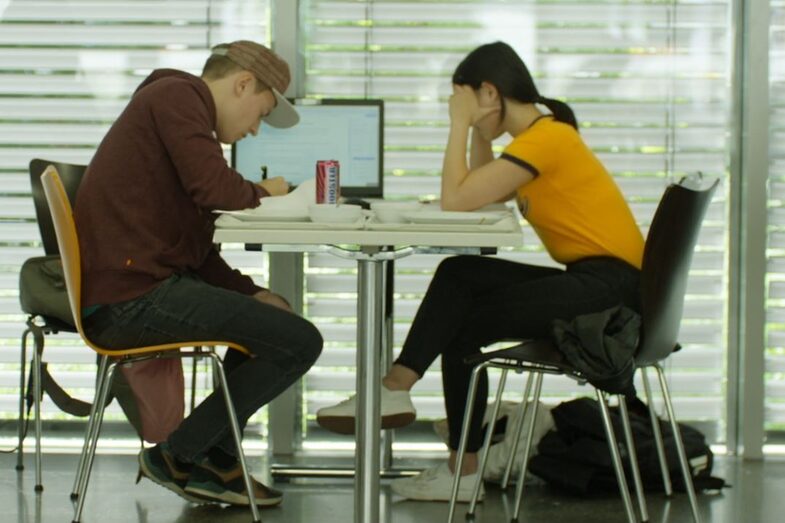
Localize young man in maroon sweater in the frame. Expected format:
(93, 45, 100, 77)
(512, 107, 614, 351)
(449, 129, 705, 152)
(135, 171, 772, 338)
(74, 41, 322, 507)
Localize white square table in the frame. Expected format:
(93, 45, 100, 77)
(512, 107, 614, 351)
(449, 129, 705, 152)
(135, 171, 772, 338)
(214, 213, 523, 523)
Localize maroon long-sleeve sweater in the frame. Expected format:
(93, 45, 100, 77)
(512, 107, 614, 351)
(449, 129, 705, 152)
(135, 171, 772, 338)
(75, 69, 268, 307)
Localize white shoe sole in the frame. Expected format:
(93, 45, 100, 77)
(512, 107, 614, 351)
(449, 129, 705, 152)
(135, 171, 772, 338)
(390, 487, 484, 503)
(317, 411, 416, 435)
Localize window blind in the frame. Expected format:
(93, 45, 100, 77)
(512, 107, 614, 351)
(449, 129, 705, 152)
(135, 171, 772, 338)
(301, 0, 731, 443)
(767, 0, 785, 433)
(0, 0, 734, 450)
(0, 0, 270, 428)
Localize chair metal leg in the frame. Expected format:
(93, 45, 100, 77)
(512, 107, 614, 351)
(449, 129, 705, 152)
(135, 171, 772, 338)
(469, 368, 509, 515)
(71, 356, 109, 500)
(16, 327, 31, 472)
(653, 365, 701, 523)
(511, 372, 543, 523)
(641, 367, 672, 496)
(31, 325, 44, 492)
(619, 395, 649, 522)
(596, 389, 637, 523)
(208, 351, 261, 523)
(448, 361, 491, 523)
(501, 372, 534, 489)
(72, 358, 117, 523)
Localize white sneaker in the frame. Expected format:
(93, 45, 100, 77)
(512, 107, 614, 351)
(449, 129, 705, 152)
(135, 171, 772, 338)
(316, 387, 416, 435)
(391, 463, 485, 503)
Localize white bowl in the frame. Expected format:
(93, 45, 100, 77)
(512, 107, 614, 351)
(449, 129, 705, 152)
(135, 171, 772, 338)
(308, 203, 363, 224)
(370, 201, 423, 224)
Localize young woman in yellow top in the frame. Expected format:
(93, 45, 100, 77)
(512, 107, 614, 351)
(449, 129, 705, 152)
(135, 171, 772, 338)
(317, 41, 644, 501)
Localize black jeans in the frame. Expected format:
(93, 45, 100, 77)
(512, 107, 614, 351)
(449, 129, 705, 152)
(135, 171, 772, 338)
(394, 255, 640, 453)
(83, 272, 323, 463)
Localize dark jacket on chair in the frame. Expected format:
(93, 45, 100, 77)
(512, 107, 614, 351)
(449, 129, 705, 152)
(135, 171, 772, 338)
(551, 305, 641, 396)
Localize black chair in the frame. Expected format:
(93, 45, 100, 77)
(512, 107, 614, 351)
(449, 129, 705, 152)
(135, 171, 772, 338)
(17, 159, 86, 491)
(448, 176, 719, 523)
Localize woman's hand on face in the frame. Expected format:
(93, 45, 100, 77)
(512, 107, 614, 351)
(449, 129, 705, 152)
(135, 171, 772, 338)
(449, 84, 501, 128)
(258, 176, 290, 196)
(449, 85, 478, 127)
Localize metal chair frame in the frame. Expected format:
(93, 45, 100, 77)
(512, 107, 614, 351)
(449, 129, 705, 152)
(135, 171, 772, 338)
(449, 353, 703, 523)
(70, 349, 252, 522)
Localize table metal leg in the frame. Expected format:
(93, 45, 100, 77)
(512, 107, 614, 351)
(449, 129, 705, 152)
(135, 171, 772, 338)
(268, 252, 305, 458)
(355, 258, 384, 523)
(380, 259, 394, 470)
(270, 255, 416, 483)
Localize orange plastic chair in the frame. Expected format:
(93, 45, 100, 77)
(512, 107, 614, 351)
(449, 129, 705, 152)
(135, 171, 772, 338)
(41, 165, 262, 523)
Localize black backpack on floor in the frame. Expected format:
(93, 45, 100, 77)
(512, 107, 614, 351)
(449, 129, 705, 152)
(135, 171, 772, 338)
(528, 397, 727, 494)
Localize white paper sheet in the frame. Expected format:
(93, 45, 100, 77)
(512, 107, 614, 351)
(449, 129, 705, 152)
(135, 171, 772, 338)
(251, 178, 316, 212)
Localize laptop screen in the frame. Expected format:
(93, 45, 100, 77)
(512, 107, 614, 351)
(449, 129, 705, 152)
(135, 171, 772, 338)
(232, 99, 384, 198)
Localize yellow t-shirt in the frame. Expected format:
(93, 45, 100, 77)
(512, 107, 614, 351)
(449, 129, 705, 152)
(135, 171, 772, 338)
(501, 116, 644, 269)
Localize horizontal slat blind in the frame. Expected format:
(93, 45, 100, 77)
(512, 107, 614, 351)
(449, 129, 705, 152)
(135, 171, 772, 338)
(302, 0, 730, 443)
(768, 0, 785, 432)
(0, 0, 270, 424)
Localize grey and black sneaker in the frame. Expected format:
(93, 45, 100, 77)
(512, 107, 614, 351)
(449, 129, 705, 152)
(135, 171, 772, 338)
(137, 443, 210, 504)
(184, 458, 283, 507)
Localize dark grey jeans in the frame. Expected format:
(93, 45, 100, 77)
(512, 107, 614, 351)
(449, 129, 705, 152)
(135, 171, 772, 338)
(83, 272, 323, 463)
(394, 255, 641, 452)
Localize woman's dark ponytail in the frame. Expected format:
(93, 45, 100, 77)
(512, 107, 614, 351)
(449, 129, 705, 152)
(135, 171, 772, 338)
(538, 96, 578, 130)
(453, 42, 580, 131)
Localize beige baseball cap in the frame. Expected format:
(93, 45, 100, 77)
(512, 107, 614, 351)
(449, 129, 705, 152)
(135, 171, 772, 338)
(210, 41, 299, 128)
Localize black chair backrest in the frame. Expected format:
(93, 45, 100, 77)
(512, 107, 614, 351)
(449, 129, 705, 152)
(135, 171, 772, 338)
(635, 177, 719, 366)
(29, 158, 87, 255)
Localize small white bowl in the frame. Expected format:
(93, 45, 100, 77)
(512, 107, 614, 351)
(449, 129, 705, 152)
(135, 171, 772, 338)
(370, 201, 423, 224)
(308, 203, 363, 224)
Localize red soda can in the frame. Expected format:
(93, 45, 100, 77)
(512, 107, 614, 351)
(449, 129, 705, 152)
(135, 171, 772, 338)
(316, 160, 340, 204)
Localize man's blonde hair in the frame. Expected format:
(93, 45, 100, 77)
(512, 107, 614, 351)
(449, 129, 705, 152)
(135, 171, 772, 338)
(201, 54, 267, 93)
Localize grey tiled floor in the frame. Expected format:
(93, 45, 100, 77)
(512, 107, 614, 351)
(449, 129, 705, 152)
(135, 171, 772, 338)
(3, 451, 785, 523)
